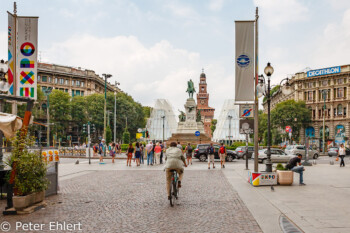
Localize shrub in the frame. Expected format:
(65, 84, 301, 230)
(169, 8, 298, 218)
(276, 163, 286, 171)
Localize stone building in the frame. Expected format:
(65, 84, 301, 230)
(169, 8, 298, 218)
(196, 70, 215, 137)
(264, 65, 350, 149)
(38, 62, 119, 95)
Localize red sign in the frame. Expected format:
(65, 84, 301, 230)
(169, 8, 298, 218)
(286, 126, 292, 132)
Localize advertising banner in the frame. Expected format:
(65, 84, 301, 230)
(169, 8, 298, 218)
(235, 21, 255, 103)
(16, 16, 38, 100)
(7, 12, 15, 95)
(335, 125, 345, 144)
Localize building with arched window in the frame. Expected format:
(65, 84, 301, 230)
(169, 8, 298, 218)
(264, 64, 350, 149)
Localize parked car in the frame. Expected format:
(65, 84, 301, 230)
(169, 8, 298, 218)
(285, 145, 319, 159)
(328, 147, 350, 157)
(251, 148, 296, 163)
(235, 146, 254, 159)
(194, 144, 237, 162)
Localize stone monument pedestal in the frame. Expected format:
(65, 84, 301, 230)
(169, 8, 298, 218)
(168, 98, 211, 144)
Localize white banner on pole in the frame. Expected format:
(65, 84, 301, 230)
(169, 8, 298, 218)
(16, 17, 38, 100)
(7, 12, 15, 95)
(235, 21, 254, 103)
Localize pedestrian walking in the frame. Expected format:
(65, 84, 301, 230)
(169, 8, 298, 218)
(146, 141, 154, 165)
(140, 143, 144, 164)
(152, 141, 156, 164)
(127, 143, 134, 167)
(99, 139, 106, 163)
(338, 143, 346, 167)
(135, 142, 141, 166)
(110, 142, 116, 163)
(219, 143, 227, 168)
(286, 154, 306, 185)
(207, 143, 215, 169)
(154, 142, 162, 164)
(185, 143, 193, 165)
(177, 142, 183, 152)
(93, 143, 98, 157)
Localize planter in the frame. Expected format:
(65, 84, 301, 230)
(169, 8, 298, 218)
(13, 192, 45, 210)
(34, 191, 45, 204)
(277, 170, 293, 185)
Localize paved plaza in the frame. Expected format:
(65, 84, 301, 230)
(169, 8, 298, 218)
(2, 156, 350, 233)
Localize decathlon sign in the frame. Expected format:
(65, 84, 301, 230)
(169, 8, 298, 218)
(307, 66, 341, 78)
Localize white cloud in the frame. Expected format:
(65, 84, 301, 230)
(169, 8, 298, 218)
(44, 34, 232, 117)
(208, 0, 225, 11)
(0, 31, 6, 61)
(326, 0, 350, 10)
(254, 0, 309, 29)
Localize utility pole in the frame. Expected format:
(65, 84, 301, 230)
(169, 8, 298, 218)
(161, 115, 165, 142)
(228, 115, 232, 145)
(322, 90, 327, 154)
(44, 89, 52, 147)
(88, 122, 91, 164)
(114, 81, 120, 143)
(102, 74, 112, 140)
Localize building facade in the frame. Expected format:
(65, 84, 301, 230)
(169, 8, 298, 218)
(196, 71, 215, 137)
(265, 64, 350, 149)
(38, 62, 119, 95)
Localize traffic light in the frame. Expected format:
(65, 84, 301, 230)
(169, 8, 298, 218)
(82, 124, 86, 133)
(92, 124, 96, 133)
(146, 130, 149, 138)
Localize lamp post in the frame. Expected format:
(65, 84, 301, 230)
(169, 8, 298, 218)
(264, 62, 274, 172)
(44, 88, 52, 147)
(0, 59, 10, 169)
(114, 81, 120, 143)
(321, 89, 328, 154)
(228, 115, 233, 145)
(161, 114, 165, 142)
(102, 74, 112, 141)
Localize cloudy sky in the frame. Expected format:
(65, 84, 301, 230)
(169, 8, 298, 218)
(1, 0, 350, 117)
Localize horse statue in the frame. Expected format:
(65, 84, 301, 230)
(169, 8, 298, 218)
(186, 79, 196, 99)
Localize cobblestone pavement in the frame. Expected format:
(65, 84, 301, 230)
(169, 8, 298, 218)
(1, 170, 262, 233)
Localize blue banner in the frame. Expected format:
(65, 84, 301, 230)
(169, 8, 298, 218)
(307, 66, 341, 77)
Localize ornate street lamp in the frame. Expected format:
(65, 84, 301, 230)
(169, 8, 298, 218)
(114, 81, 120, 143)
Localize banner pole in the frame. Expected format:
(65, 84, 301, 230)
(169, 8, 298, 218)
(12, 2, 17, 115)
(253, 7, 259, 172)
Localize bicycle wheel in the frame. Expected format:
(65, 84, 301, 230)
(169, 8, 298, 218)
(173, 179, 178, 200)
(169, 175, 175, 207)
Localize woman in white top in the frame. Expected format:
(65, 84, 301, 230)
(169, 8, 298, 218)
(338, 144, 346, 167)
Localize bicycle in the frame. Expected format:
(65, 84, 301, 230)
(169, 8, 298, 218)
(169, 169, 179, 207)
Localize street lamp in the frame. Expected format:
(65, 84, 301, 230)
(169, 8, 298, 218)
(114, 81, 120, 143)
(228, 115, 233, 145)
(264, 62, 274, 172)
(102, 74, 112, 141)
(44, 88, 53, 147)
(161, 114, 165, 142)
(321, 89, 328, 154)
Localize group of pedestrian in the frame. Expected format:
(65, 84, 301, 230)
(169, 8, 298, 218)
(92, 139, 122, 163)
(145, 141, 166, 165)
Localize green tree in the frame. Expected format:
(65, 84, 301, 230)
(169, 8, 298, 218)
(258, 110, 267, 144)
(143, 106, 152, 118)
(210, 119, 217, 134)
(271, 100, 311, 142)
(49, 90, 72, 138)
(122, 127, 130, 144)
(106, 126, 112, 144)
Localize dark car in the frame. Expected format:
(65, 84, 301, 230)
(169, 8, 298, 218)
(235, 146, 254, 159)
(194, 144, 237, 162)
(328, 147, 350, 157)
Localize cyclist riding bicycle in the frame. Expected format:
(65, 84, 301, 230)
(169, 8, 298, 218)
(164, 142, 187, 200)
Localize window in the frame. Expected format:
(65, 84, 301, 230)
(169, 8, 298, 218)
(65, 79, 68, 85)
(42, 76, 47, 82)
(59, 78, 64, 85)
(322, 80, 328, 86)
(65, 89, 68, 93)
(72, 80, 75, 86)
(38, 75, 41, 82)
(337, 88, 344, 98)
(48, 77, 52, 83)
(337, 104, 343, 115)
(72, 90, 75, 97)
(76, 80, 80, 87)
(54, 78, 58, 84)
(81, 91, 84, 96)
(338, 79, 344, 84)
(81, 82, 84, 87)
(75, 90, 80, 96)
(307, 82, 313, 88)
(307, 91, 313, 100)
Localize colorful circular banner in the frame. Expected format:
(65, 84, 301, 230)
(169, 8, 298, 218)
(20, 42, 35, 56)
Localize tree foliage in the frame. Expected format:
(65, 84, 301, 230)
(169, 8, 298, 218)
(210, 119, 217, 134)
(122, 127, 130, 144)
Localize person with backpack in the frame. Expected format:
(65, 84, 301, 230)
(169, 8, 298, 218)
(219, 143, 227, 168)
(99, 139, 106, 163)
(207, 143, 215, 169)
(185, 143, 193, 165)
